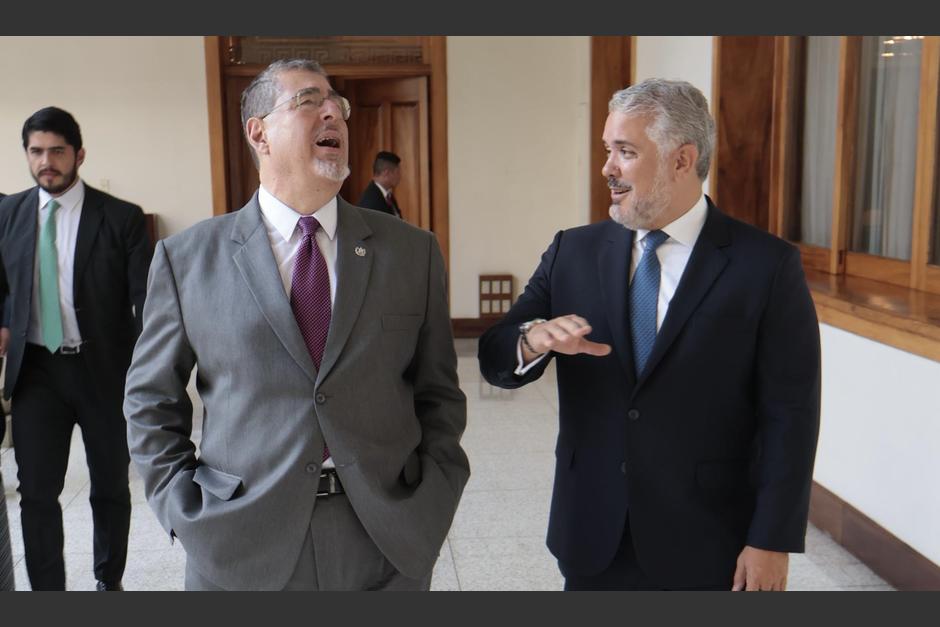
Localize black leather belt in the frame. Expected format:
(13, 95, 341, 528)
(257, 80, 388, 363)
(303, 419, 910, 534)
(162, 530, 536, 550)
(26, 342, 82, 355)
(317, 468, 344, 496)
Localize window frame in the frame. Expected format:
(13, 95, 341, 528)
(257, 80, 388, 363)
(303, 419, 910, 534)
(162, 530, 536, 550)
(769, 35, 940, 293)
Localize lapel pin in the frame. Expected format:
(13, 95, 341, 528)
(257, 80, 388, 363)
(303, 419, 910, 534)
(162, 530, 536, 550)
(355, 246, 367, 257)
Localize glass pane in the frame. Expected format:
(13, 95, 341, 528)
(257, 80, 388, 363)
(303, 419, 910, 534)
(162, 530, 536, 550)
(850, 35, 923, 260)
(799, 36, 840, 248)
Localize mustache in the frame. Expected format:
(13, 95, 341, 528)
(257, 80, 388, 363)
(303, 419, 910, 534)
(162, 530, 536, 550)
(607, 176, 629, 189)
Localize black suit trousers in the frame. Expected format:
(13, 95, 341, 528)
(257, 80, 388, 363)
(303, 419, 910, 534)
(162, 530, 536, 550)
(12, 344, 130, 590)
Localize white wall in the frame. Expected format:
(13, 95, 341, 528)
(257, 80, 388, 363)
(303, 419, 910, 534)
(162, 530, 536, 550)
(634, 36, 715, 192)
(446, 36, 591, 318)
(815, 324, 940, 565)
(0, 37, 213, 238)
(634, 36, 714, 99)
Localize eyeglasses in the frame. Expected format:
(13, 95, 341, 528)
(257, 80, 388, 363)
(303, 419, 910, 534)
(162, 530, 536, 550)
(260, 87, 351, 121)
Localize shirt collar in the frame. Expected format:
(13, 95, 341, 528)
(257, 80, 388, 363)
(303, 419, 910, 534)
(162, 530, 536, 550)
(635, 193, 708, 249)
(38, 178, 85, 214)
(374, 180, 391, 198)
(258, 185, 337, 243)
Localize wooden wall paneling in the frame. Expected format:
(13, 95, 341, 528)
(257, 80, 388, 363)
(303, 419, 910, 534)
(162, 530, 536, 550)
(205, 37, 230, 216)
(223, 74, 258, 213)
(416, 76, 431, 229)
(392, 101, 421, 225)
(427, 36, 450, 270)
(769, 37, 805, 241)
(712, 36, 776, 230)
(590, 37, 632, 224)
(709, 36, 720, 202)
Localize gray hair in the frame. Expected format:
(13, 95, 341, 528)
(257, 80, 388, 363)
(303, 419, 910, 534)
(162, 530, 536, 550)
(240, 58, 328, 167)
(608, 78, 715, 180)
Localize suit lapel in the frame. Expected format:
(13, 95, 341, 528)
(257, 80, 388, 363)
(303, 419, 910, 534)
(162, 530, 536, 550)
(10, 189, 40, 308)
(317, 198, 373, 383)
(232, 195, 319, 385)
(597, 222, 637, 387)
(72, 186, 105, 299)
(633, 202, 731, 392)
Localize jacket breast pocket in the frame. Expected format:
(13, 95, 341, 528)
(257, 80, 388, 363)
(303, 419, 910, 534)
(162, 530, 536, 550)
(382, 314, 422, 331)
(193, 465, 243, 501)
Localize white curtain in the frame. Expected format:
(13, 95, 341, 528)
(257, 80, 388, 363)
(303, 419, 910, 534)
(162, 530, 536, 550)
(851, 36, 922, 260)
(800, 37, 840, 248)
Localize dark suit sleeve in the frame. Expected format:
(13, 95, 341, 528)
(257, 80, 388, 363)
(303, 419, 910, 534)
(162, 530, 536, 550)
(747, 245, 821, 552)
(0, 249, 7, 328)
(0, 198, 9, 328)
(121, 204, 153, 335)
(478, 230, 563, 389)
(409, 232, 470, 500)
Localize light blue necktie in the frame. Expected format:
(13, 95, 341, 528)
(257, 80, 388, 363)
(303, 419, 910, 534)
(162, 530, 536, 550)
(629, 230, 669, 377)
(39, 198, 64, 353)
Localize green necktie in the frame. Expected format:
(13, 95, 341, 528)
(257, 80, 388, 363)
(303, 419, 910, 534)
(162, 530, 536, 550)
(39, 198, 64, 352)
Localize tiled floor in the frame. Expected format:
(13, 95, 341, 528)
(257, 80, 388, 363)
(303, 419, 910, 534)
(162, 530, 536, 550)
(0, 339, 894, 591)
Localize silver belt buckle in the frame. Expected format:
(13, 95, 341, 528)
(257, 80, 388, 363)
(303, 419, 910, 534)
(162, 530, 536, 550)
(59, 345, 81, 355)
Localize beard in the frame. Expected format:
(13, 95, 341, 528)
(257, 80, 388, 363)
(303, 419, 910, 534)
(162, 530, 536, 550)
(314, 158, 350, 182)
(608, 165, 672, 230)
(32, 164, 78, 195)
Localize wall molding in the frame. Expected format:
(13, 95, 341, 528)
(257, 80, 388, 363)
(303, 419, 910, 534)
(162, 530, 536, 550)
(809, 481, 940, 590)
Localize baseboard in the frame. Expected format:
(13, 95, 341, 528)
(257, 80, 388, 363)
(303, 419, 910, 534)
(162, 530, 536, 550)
(809, 481, 940, 590)
(452, 317, 500, 338)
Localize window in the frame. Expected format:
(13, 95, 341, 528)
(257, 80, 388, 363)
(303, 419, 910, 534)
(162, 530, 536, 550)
(771, 36, 940, 292)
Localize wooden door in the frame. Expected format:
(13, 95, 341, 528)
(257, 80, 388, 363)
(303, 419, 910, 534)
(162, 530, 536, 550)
(224, 74, 258, 212)
(341, 76, 430, 228)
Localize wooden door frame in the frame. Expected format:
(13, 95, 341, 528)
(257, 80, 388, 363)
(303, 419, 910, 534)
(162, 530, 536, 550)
(590, 36, 633, 224)
(203, 36, 451, 269)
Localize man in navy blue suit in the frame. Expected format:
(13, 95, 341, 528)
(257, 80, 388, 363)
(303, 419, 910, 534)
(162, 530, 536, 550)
(479, 79, 820, 591)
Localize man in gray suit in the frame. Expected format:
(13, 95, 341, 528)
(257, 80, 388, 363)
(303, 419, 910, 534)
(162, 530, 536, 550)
(124, 58, 469, 591)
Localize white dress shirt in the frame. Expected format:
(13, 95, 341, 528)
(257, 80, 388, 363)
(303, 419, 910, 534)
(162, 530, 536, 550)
(515, 194, 709, 375)
(28, 179, 85, 348)
(257, 185, 338, 467)
(257, 185, 338, 305)
(374, 180, 391, 200)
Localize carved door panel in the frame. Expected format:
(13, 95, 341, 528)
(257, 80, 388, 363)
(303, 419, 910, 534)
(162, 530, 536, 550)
(341, 76, 430, 229)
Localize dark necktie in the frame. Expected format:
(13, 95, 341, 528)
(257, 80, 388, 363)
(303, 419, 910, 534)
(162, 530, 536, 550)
(290, 216, 332, 460)
(629, 230, 669, 377)
(386, 191, 401, 218)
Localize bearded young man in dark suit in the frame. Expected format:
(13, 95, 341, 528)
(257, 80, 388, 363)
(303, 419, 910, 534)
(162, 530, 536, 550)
(0, 107, 152, 590)
(479, 79, 820, 591)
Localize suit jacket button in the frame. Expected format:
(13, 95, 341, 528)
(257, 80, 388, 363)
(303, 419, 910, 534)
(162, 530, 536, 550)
(627, 409, 640, 421)
(315, 393, 326, 404)
(305, 463, 318, 474)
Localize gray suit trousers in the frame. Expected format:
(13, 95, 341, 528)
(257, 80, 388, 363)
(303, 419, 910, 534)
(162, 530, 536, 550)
(184, 494, 432, 591)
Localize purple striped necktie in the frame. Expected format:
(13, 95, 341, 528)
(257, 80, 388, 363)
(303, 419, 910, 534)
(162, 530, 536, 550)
(290, 215, 332, 461)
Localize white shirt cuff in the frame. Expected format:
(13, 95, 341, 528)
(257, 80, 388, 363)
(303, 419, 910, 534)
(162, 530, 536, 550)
(514, 336, 548, 376)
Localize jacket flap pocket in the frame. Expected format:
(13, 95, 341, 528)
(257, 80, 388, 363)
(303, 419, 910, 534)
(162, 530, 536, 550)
(193, 465, 243, 501)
